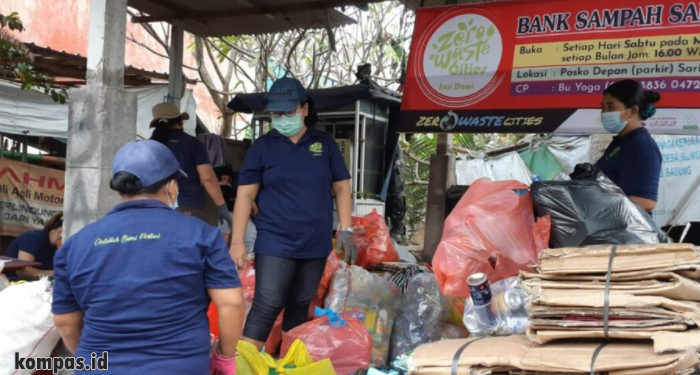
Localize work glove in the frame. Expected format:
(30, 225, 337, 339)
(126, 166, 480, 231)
(337, 228, 358, 265)
(217, 204, 233, 228)
(210, 346, 236, 375)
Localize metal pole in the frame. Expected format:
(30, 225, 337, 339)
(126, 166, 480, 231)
(359, 116, 367, 195)
(0, 133, 4, 159)
(167, 22, 185, 106)
(251, 115, 257, 142)
(352, 101, 360, 213)
(22, 137, 28, 163)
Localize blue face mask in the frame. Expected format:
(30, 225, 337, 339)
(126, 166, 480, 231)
(601, 109, 630, 134)
(272, 114, 304, 137)
(167, 182, 179, 210)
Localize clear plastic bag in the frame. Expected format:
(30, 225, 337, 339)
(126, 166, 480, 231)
(325, 265, 402, 366)
(389, 273, 443, 362)
(462, 277, 531, 337)
(433, 179, 551, 298)
(281, 308, 372, 375)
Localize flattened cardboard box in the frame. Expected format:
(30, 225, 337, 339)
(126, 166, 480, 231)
(409, 337, 699, 375)
(536, 244, 700, 275)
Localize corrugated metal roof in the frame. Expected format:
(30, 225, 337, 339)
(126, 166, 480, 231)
(127, 0, 368, 37)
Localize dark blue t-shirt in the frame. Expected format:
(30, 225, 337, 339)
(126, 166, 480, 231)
(4, 230, 55, 275)
(238, 128, 351, 259)
(596, 127, 662, 201)
(168, 130, 212, 210)
(52, 200, 240, 374)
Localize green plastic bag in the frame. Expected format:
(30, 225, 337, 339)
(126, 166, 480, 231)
(519, 145, 565, 181)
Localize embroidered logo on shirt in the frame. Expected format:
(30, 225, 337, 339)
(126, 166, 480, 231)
(606, 147, 620, 160)
(309, 142, 323, 156)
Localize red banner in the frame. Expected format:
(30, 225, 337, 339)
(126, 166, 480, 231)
(400, 0, 700, 134)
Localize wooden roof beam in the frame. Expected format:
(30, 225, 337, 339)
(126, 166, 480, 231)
(131, 0, 378, 24)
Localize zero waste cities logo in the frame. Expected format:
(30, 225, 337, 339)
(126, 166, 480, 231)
(417, 11, 503, 107)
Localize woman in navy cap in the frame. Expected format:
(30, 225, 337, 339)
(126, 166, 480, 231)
(230, 77, 355, 350)
(52, 140, 243, 374)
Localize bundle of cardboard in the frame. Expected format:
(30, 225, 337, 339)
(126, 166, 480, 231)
(408, 336, 699, 374)
(521, 243, 700, 352)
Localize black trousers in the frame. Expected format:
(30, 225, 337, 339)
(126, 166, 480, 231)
(243, 254, 326, 342)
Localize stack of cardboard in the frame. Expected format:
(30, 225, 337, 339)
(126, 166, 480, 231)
(521, 243, 700, 351)
(408, 336, 699, 374)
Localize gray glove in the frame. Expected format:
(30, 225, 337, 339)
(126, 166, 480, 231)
(217, 204, 233, 228)
(337, 229, 357, 265)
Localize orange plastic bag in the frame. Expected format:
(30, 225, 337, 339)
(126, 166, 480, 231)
(207, 302, 219, 344)
(281, 308, 372, 375)
(433, 179, 550, 298)
(351, 210, 399, 269)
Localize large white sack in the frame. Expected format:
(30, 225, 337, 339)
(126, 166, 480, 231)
(0, 278, 60, 375)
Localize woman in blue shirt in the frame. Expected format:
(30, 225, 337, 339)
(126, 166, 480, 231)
(150, 102, 232, 227)
(52, 140, 243, 374)
(4, 212, 62, 279)
(596, 79, 662, 212)
(229, 77, 355, 350)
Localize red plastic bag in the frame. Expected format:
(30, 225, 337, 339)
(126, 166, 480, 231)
(351, 210, 399, 269)
(207, 302, 219, 344)
(433, 179, 550, 298)
(309, 251, 342, 318)
(281, 308, 372, 375)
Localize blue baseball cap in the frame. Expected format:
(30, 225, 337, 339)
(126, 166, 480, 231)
(112, 140, 187, 188)
(263, 77, 308, 112)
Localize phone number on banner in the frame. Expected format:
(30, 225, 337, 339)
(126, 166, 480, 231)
(511, 78, 700, 96)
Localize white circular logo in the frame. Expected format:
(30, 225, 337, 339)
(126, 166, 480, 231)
(421, 14, 503, 106)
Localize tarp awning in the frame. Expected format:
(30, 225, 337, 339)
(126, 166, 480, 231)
(0, 81, 197, 139)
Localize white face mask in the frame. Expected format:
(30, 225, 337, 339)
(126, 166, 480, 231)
(167, 181, 179, 210)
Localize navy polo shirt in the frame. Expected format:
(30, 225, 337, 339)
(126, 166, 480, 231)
(168, 130, 211, 210)
(596, 127, 662, 201)
(238, 128, 351, 259)
(4, 229, 55, 276)
(52, 200, 240, 374)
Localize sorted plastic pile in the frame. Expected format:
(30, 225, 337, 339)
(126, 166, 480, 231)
(521, 243, 700, 351)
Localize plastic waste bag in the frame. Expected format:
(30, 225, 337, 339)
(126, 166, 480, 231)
(437, 323, 469, 340)
(309, 251, 342, 318)
(389, 274, 443, 362)
(351, 210, 399, 268)
(281, 308, 372, 375)
(325, 265, 401, 366)
(462, 277, 530, 338)
(236, 338, 336, 375)
(532, 175, 667, 248)
(433, 179, 551, 298)
(518, 145, 565, 181)
(0, 279, 61, 375)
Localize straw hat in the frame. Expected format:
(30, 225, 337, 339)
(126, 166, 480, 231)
(149, 102, 190, 128)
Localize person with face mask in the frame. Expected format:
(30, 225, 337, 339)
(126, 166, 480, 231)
(52, 140, 244, 375)
(150, 102, 232, 228)
(229, 77, 355, 350)
(596, 79, 662, 212)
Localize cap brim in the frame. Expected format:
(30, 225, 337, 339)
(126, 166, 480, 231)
(264, 100, 300, 113)
(149, 112, 191, 128)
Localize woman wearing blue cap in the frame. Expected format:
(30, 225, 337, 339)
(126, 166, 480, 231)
(230, 77, 356, 349)
(596, 79, 662, 212)
(52, 140, 243, 374)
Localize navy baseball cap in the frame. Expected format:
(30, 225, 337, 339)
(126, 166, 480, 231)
(263, 77, 308, 112)
(112, 140, 187, 188)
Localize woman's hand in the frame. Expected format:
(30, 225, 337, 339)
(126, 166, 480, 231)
(229, 243, 247, 269)
(210, 344, 237, 375)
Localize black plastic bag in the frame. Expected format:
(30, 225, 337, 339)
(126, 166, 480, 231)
(532, 174, 667, 248)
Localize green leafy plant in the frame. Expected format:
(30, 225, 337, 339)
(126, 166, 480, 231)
(0, 12, 67, 103)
